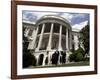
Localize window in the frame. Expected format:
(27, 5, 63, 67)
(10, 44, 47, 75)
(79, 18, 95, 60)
(72, 35, 74, 40)
(62, 26, 66, 35)
(72, 43, 75, 51)
(38, 24, 42, 34)
(44, 23, 51, 33)
(53, 23, 60, 33)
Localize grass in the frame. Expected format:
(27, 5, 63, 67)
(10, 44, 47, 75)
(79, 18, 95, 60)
(28, 61, 89, 69)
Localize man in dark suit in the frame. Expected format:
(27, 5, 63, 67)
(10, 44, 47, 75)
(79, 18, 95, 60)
(51, 50, 59, 65)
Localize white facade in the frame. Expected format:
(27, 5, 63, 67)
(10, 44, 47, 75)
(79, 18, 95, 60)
(23, 15, 81, 66)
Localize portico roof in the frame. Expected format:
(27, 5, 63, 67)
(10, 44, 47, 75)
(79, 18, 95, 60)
(36, 15, 71, 30)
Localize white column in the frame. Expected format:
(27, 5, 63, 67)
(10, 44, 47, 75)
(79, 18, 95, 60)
(46, 51, 51, 65)
(36, 24, 45, 51)
(28, 27, 39, 49)
(48, 53, 50, 65)
(35, 55, 39, 66)
(58, 52, 61, 64)
(74, 35, 79, 50)
(66, 29, 69, 51)
(42, 55, 46, 66)
(49, 51, 52, 65)
(70, 31, 72, 50)
(46, 23, 54, 50)
(58, 25, 62, 51)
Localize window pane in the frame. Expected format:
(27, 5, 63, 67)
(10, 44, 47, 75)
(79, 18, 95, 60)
(44, 23, 51, 33)
(53, 23, 60, 33)
(62, 26, 66, 35)
(38, 24, 42, 34)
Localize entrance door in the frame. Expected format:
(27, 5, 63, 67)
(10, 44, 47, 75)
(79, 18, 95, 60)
(38, 54, 44, 66)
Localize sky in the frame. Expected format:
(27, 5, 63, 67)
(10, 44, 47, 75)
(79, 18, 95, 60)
(22, 10, 89, 31)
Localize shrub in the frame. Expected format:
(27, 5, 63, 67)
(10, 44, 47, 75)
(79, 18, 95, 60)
(23, 50, 36, 68)
(69, 47, 84, 62)
(75, 52, 84, 62)
(69, 52, 76, 62)
(32, 54, 37, 66)
(83, 57, 89, 61)
(76, 47, 84, 56)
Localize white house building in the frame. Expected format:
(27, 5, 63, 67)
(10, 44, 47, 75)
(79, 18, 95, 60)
(23, 15, 81, 66)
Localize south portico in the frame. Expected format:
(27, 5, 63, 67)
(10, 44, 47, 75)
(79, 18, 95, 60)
(23, 15, 80, 66)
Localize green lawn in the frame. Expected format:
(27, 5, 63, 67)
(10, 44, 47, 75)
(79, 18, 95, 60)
(28, 61, 89, 69)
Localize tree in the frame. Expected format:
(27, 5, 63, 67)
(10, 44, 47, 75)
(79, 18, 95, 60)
(22, 27, 36, 68)
(69, 47, 84, 62)
(23, 50, 36, 68)
(80, 24, 89, 57)
(23, 27, 28, 50)
(75, 47, 84, 62)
